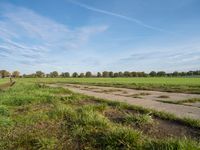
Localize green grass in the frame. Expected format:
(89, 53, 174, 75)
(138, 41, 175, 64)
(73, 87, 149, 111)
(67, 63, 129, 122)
(0, 78, 8, 84)
(158, 98, 200, 105)
(17, 77, 200, 94)
(24, 77, 200, 86)
(0, 80, 200, 149)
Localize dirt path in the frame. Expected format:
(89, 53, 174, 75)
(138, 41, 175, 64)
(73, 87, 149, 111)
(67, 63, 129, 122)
(48, 83, 200, 120)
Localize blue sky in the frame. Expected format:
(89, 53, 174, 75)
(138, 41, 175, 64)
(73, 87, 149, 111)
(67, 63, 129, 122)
(0, 0, 200, 73)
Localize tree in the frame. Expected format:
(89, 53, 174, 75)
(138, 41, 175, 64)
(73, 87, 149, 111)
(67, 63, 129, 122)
(0, 70, 10, 78)
(118, 72, 123, 77)
(35, 71, 45, 78)
(102, 71, 109, 77)
(85, 71, 92, 77)
(23, 73, 36, 78)
(172, 71, 179, 77)
(131, 72, 137, 77)
(79, 73, 85, 78)
(109, 71, 114, 77)
(97, 72, 101, 77)
(46, 74, 50, 78)
(124, 71, 130, 77)
(12, 71, 20, 78)
(149, 71, 157, 77)
(137, 72, 145, 77)
(113, 72, 119, 77)
(61, 72, 70, 78)
(72, 72, 78, 77)
(50, 71, 59, 78)
(157, 71, 166, 77)
(180, 72, 186, 76)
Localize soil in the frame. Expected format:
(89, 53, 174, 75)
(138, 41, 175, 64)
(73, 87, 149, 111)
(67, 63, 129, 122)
(103, 108, 200, 140)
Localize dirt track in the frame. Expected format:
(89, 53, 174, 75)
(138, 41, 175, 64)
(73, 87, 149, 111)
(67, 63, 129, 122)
(48, 83, 200, 120)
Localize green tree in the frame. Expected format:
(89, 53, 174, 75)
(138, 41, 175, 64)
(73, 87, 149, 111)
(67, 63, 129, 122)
(50, 71, 59, 78)
(102, 71, 109, 77)
(79, 73, 85, 78)
(118, 72, 123, 77)
(157, 71, 166, 77)
(35, 71, 45, 78)
(124, 71, 130, 77)
(109, 71, 114, 77)
(0, 70, 10, 78)
(85, 71, 92, 77)
(97, 72, 101, 77)
(131, 72, 137, 77)
(61, 72, 70, 78)
(149, 71, 157, 77)
(12, 71, 20, 78)
(46, 74, 50, 78)
(72, 72, 78, 77)
(113, 72, 119, 77)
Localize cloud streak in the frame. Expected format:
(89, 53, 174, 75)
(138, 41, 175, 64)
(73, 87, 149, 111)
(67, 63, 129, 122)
(69, 0, 166, 32)
(0, 3, 108, 69)
(107, 45, 200, 72)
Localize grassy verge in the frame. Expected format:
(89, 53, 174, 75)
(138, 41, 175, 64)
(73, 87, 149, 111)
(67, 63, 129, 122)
(158, 98, 200, 105)
(46, 81, 200, 94)
(0, 78, 8, 84)
(91, 97, 200, 129)
(0, 82, 15, 90)
(0, 81, 200, 149)
(18, 77, 200, 94)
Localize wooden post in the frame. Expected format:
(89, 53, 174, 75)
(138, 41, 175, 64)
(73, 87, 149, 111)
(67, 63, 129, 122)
(10, 76, 13, 83)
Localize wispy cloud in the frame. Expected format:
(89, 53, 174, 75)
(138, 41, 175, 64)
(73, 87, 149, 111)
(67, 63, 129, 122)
(0, 3, 108, 69)
(108, 45, 200, 72)
(68, 0, 166, 32)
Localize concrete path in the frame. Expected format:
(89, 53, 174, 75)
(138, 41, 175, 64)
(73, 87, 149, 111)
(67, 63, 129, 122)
(48, 84, 200, 120)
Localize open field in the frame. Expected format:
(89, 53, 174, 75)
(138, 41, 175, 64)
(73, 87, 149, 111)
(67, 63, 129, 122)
(16, 77, 200, 94)
(0, 78, 200, 149)
(0, 78, 8, 84)
(0, 80, 200, 149)
(48, 83, 200, 120)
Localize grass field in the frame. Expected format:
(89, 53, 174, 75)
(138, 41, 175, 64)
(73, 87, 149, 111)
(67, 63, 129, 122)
(0, 78, 8, 84)
(13, 77, 200, 94)
(0, 79, 200, 149)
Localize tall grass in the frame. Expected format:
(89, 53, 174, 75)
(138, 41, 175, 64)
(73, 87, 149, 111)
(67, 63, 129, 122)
(17, 77, 200, 93)
(0, 80, 199, 149)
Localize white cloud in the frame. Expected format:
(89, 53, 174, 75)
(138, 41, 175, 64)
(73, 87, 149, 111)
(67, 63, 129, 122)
(68, 0, 167, 32)
(0, 3, 108, 68)
(106, 44, 200, 72)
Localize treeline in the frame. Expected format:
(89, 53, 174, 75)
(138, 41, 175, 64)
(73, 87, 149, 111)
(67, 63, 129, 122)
(1, 70, 200, 78)
(0, 70, 20, 78)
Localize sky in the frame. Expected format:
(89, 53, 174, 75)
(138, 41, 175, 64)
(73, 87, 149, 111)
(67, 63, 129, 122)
(0, 0, 200, 74)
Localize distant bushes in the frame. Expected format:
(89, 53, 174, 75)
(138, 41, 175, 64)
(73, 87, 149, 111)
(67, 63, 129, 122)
(1, 70, 200, 78)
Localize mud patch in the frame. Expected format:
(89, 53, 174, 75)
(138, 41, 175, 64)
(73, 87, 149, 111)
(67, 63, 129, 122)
(103, 108, 200, 140)
(126, 93, 150, 98)
(157, 95, 170, 99)
(147, 119, 200, 140)
(184, 102, 200, 108)
(82, 86, 99, 90)
(94, 89, 122, 94)
(78, 99, 101, 105)
(103, 108, 125, 123)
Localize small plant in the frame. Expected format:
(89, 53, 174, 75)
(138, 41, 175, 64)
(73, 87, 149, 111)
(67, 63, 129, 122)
(0, 116, 13, 127)
(34, 137, 58, 150)
(124, 113, 153, 126)
(0, 105, 10, 116)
